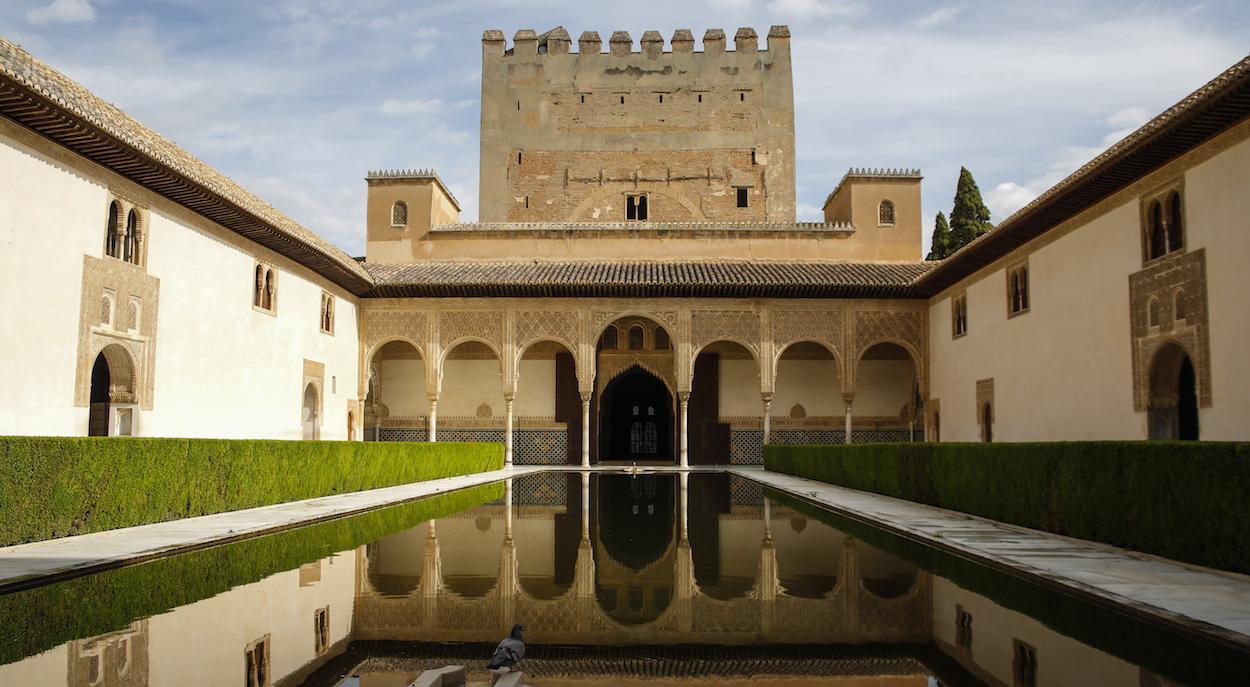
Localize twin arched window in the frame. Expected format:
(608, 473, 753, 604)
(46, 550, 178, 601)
(391, 201, 408, 227)
(320, 292, 335, 334)
(952, 294, 968, 337)
(1145, 189, 1185, 261)
(1008, 264, 1030, 315)
(104, 200, 143, 265)
(254, 263, 276, 312)
(878, 199, 896, 226)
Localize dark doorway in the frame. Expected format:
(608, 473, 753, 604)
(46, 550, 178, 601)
(981, 404, 993, 443)
(1148, 343, 1200, 440)
(1178, 356, 1199, 440)
(88, 352, 110, 436)
(599, 367, 673, 461)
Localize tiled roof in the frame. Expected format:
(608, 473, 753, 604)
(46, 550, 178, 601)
(916, 54, 1250, 296)
(0, 36, 374, 294)
(365, 260, 933, 298)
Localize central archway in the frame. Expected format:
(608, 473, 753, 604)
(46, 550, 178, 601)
(599, 367, 674, 462)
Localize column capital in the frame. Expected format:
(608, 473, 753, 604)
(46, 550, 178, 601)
(841, 392, 856, 404)
(678, 391, 691, 403)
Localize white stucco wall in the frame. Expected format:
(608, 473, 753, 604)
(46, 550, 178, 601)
(0, 122, 361, 440)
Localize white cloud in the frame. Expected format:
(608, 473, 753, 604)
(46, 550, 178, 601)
(26, 0, 95, 25)
(767, 0, 864, 19)
(379, 97, 470, 116)
(986, 181, 1039, 222)
(915, 3, 966, 29)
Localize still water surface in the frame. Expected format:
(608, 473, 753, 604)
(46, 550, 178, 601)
(0, 472, 1244, 686)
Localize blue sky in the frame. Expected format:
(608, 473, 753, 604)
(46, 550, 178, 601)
(3, 0, 1248, 256)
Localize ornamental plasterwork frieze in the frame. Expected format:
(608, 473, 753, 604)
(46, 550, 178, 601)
(1128, 249, 1212, 411)
(514, 309, 580, 353)
(771, 308, 843, 362)
(439, 309, 506, 353)
(362, 309, 428, 358)
(591, 309, 681, 341)
(74, 255, 160, 409)
(690, 309, 762, 358)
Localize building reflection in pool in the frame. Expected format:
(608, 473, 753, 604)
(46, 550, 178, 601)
(357, 473, 929, 645)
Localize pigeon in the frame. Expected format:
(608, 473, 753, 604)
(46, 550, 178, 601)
(487, 624, 526, 671)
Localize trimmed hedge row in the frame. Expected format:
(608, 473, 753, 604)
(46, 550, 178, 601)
(0, 482, 502, 665)
(764, 441, 1250, 574)
(0, 436, 504, 546)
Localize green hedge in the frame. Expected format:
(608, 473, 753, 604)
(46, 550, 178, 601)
(0, 482, 502, 666)
(764, 441, 1250, 574)
(0, 436, 504, 546)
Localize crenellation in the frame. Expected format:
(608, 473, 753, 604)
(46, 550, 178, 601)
(703, 29, 726, 55)
(578, 31, 602, 54)
(671, 29, 695, 53)
(641, 31, 664, 59)
(734, 28, 758, 54)
(609, 31, 632, 57)
(482, 29, 506, 58)
(540, 27, 571, 55)
(513, 29, 539, 56)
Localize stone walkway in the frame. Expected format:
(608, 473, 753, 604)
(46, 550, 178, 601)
(732, 466, 1250, 651)
(0, 466, 544, 591)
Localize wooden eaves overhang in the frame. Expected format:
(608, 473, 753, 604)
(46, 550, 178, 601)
(915, 55, 1250, 298)
(0, 39, 374, 296)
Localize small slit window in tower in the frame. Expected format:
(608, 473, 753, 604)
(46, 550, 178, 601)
(736, 187, 749, 208)
(517, 152, 522, 165)
(626, 194, 648, 221)
(620, 95, 625, 104)
(697, 93, 703, 103)
(740, 91, 746, 101)
(516, 100, 520, 111)
(580, 94, 585, 103)
(524, 196, 529, 209)
(658, 93, 664, 103)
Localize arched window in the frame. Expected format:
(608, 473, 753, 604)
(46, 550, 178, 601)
(123, 209, 139, 264)
(1020, 266, 1029, 310)
(1149, 201, 1166, 260)
(1167, 191, 1184, 253)
(1148, 297, 1161, 328)
(105, 201, 120, 258)
(878, 199, 896, 226)
(602, 325, 619, 350)
(253, 265, 264, 307)
(1010, 272, 1022, 312)
(391, 201, 408, 227)
(101, 294, 113, 327)
(628, 325, 645, 350)
(654, 327, 670, 349)
(263, 269, 275, 310)
(1174, 289, 1187, 321)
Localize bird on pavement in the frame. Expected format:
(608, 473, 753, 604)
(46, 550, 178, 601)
(488, 624, 526, 671)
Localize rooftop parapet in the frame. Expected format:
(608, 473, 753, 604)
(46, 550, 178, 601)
(427, 221, 856, 234)
(365, 169, 461, 210)
(480, 26, 787, 56)
(822, 168, 923, 212)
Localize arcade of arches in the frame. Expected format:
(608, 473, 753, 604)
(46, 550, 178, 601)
(359, 301, 926, 465)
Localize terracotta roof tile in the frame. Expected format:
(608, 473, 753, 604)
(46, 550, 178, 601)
(364, 260, 932, 298)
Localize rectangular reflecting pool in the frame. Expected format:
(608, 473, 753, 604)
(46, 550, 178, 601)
(0, 472, 1246, 686)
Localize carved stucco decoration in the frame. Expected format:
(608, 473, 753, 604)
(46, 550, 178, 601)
(1129, 248, 1212, 411)
(591, 310, 681, 341)
(595, 354, 676, 397)
(514, 309, 580, 354)
(363, 309, 428, 358)
(690, 309, 761, 358)
(771, 308, 843, 367)
(848, 309, 925, 396)
(440, 310, 505, 354)
(74, 255, 159, 410)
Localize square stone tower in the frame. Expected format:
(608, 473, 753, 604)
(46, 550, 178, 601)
(479, 26, 796, 223)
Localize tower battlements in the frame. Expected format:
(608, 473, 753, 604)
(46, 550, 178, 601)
(482, 26, 789, 58)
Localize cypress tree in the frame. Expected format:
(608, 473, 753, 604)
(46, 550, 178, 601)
(926, 211, 951, 261)
(948, 167, 993, 250)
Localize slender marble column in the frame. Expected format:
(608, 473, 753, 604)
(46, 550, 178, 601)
(505, 478, 513, 539)
(761, 393, 773, 446)
(580, 394, 591, 468)
(581, 471, 590, 540)
(844, 399, 854, 445)
(504, 394, 514, 467)
(679, 392, 691, 469)
(427, 395, 438, 442)
(679, 471, 689, 544)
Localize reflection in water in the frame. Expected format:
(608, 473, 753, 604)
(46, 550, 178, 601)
(2, 473, 1247, 686)
(357, 473, 930, 646)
